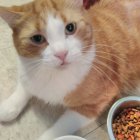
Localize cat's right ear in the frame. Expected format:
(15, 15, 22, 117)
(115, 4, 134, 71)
(0, 6, 23, 28)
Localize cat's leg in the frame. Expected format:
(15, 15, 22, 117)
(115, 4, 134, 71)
(0, 82, 31, 122)
(38, 110, 94, 140)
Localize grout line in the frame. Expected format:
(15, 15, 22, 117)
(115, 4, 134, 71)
(83, 123, 106, 138)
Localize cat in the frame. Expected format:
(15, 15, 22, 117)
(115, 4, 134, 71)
(1, 0, 140, 139)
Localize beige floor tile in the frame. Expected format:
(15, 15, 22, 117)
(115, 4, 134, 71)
(76, 120, 101, 137)
(85, 124, 109, 140)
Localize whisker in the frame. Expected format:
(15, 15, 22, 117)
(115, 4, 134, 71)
(95, 55, 122, 66)
(94, 60, 133, 90)
(82, 50, 125, 62)
(95, 43, 123, 51)
(83, 43, 126, 59)
(20, 62, 42, 79)
(24, 59, 42, 67)
(90, 64, 108, 96)
(81, 52, 133, 91)
(82, 59, 120, 93)
(84, 42, 128, 51)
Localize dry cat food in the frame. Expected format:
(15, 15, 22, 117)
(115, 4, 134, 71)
(112, 107, 140, 140)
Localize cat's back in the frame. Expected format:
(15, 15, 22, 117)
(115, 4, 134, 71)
(88, 0, 140, 55)
(89, 0, 140, 35)
(113, 0, 140, 32)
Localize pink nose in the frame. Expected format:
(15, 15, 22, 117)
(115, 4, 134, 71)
(54, 51, 68, 61)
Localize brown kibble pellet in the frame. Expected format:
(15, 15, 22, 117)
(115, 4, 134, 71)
(117, 134, 124, 139)
(112, 124, 116, 129)
(129, 122, 134, 126)
(130, 115, 134, 120)
(134, 119, 138, 123)
(130, 135, 134, 140)
(112, 107, 140, 140)
(122, 125, 128, 132)
(130, 111, 135, 115)
(125, 134, 129, 138)
(137, 132, 140, 137)
(136, 127, 139, 132)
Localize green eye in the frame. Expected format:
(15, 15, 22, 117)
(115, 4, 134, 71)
(65, 23, 77, 35)
(31, 34, 46, 45)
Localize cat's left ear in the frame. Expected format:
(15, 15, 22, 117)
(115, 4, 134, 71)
(0, 6, 23, 28)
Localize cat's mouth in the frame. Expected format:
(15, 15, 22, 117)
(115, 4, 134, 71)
(58, 61, 70, 68)
(60, 61, 69, 66)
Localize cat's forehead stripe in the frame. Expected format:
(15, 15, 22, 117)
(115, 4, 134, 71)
(46, 14, 65, 43)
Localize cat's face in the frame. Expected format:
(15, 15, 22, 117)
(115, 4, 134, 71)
(0, 0, 94, 68)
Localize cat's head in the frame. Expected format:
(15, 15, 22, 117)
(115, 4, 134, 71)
(0, 0, 94, 68)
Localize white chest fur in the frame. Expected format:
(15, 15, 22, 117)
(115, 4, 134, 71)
(19, 51, 95, 105)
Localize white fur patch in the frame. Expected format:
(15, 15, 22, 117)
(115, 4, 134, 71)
(47, 14, 65, 44)
(19, 14, 96, 105)
(0, 83, 31, 122)
(38, 110, 93, 140)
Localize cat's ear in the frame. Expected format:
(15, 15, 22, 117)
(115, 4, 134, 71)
(0, 6, 23, 28)
(0, 2, 33, 28)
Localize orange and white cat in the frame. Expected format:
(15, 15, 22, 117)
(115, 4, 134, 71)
(1, 0, 140, 139)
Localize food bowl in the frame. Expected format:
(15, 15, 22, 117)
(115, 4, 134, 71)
(54, 135, 86, 140)
(107, 96, 140, 140)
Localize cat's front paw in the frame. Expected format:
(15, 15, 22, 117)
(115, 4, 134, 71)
(0, 100, 21, 122)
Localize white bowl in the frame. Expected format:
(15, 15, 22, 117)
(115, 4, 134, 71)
(54, 135, 86, 140)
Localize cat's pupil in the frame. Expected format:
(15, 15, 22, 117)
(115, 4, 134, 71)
(34, 35, 42, 42)
(65, 23, 76, 35)
(31, 35, 46, 44)
(66, 24, 74, 32)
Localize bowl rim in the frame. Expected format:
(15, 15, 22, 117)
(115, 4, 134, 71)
(54, 135, 86, 140)
(107, 96, 140, 140)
